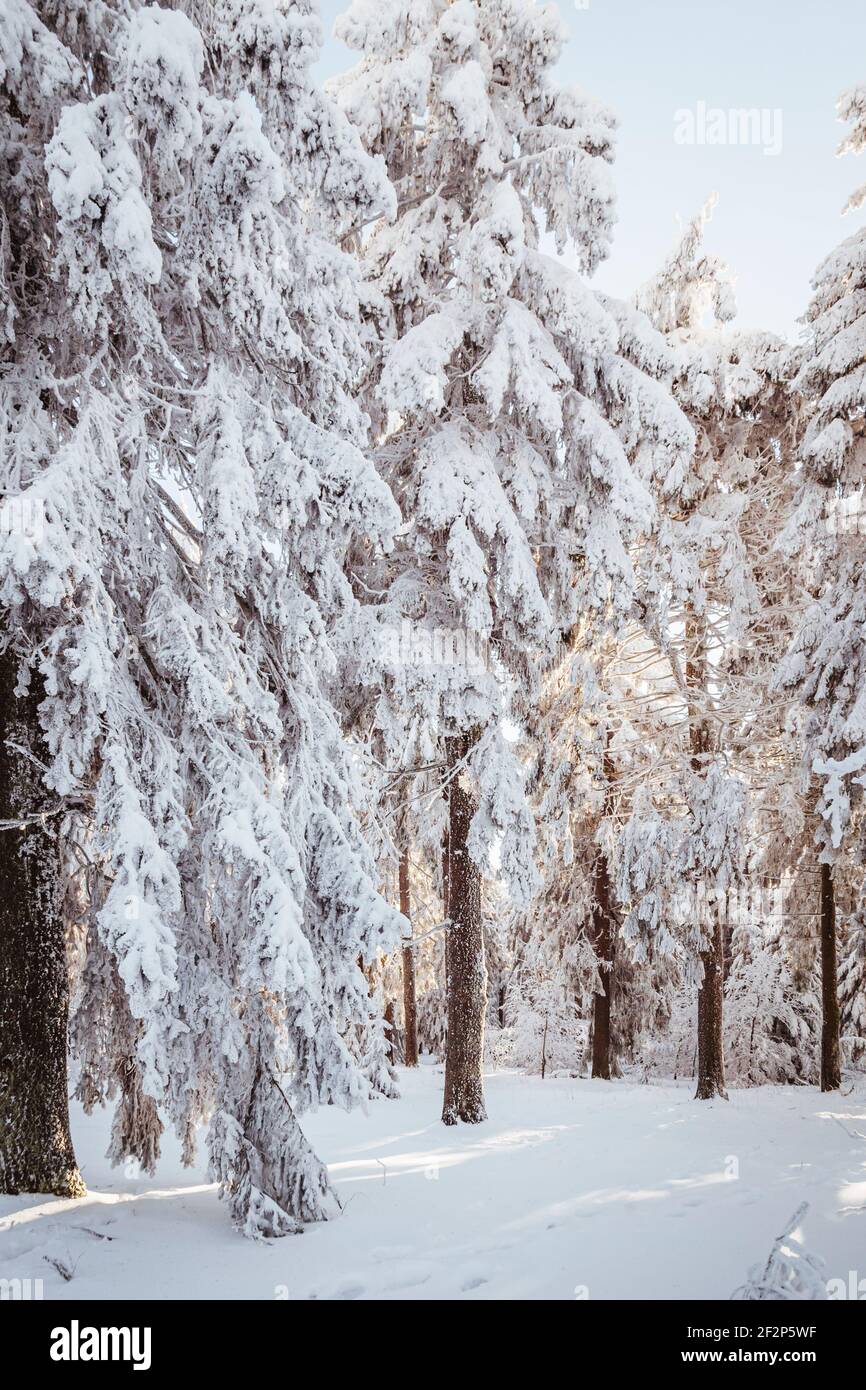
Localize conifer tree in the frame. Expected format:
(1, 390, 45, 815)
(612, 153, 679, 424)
(1, 0, 402, 1235)
(633, 201, 798, 1098)
(332, 0, 691, 1122)
(775, 82, 866, 1091)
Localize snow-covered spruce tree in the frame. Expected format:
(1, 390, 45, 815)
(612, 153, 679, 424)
(0, 0, 94, 1200)
(719, 770, 825, 1088)
(678, 762, 747, 1100)
(347, 689, 448, 1075)
(507, 941, 589, 1076)
(0, 0, 404, 1234)
(839, 870, 866, 1067)
(829, 804, 866, 1071)
(633, 199, 800, 1098)
(774, 83, 866, 1092)
(527, 639, 649, 1080)
(332, 0, 693, 1122)
(724, 908, 819, 1086)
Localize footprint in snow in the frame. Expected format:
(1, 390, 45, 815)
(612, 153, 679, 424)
(461, 1275, 489, 1292)
(369, 1244, 415, 1263)
(382, 1266, 432, 1291)
(309, 1279, 366, 1300)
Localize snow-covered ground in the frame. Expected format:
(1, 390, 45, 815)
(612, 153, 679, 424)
(1, 1065, 864, 1300)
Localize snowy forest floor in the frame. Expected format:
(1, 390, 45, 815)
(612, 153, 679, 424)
(1, 1065, 864, 1301)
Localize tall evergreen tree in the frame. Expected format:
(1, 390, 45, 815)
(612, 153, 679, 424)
(333, 0, 691, 1123)
(1, 0, 402, 1235)
(775, 81, 866, 1092)
(634, 201, 798, 1098)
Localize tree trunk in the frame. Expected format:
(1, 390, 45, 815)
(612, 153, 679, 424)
(399, 847, 418, 1067)
(695, 914, 727, 1099)
(590, 853, 614, 1080)
(687, 607, 728, 1101)
(0, 638, 85, 1196)
(441, 732, 487, 1125)
(383, 999, 396, 1065)
(590, 742, 616, 1080)
(819, 861, 842, 1092)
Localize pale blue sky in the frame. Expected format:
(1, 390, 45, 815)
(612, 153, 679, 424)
(315, 0, 866, 340)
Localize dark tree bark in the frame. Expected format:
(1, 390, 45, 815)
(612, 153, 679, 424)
(695, 914, 727, 1099)
(819, 861, 842, 1092)
(399, 847, 418, 1067)
(0, 638, 85, 1196)
(590, 849, 615, 1080)
(590, 741, 616, 1080)
(687, 609, 728, 1101)
(383, 999, 396, 1065)
(441, 731, 487, 1125)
